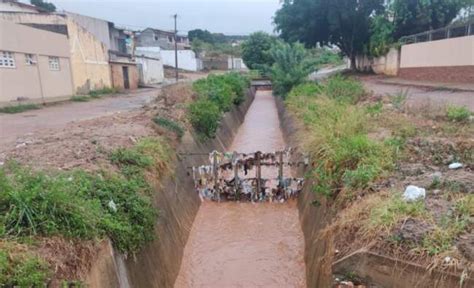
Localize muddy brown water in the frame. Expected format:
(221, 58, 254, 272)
(174, 90, 307, 287)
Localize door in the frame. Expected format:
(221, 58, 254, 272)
(122, 66, 130, 89)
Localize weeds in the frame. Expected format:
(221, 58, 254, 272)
(324, 75, 366, 104)
(0, 103, 40, 114)
(390, 89, 408, 110)
(287, 80, 392, 200)
(153, 117, 185, 138)
(71, 96, 90, 102)
(366, 101, 383, 116)
(446, 105, 471, 122)
(1, 137, 171, 255)
(89, 87, 117, 98)
(0, 243, 50, 287)
(369, 193, 426, 233)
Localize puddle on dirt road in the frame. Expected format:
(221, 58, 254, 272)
(174, 90, 306, 287)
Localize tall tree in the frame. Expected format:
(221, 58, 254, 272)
(30, 0, 56, 12)
(390, 0, 472, 38)
(188, 29, 215, 43)
(275, 0, 384, 69)
(270, 41, 315, 97)
(241, 32, 277, 72)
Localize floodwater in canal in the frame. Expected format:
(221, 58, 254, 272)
(174, 90, 306, 288)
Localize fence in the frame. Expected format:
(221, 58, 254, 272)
(400, 21, 474, 44)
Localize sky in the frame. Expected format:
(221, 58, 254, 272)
(46, 0, 282, 35)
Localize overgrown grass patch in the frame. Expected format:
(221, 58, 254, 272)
(0, 242, 50, 287)
(1, 137, 171, 255)
(287, 80, 392, 200)
(89, 87, 118, 98)
(153, 117, 185, 139)
(71, 95, 91, 102)
(446, 105, 471, 122)
(0, 103, 40, 114)
(323, 75, 366, 104)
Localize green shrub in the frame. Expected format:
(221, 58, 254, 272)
(324, 75, 366, 104)
(0, 138, 170, 254)
(89, 87, 118, 98)
(0, 246, 50, 287)
(188, 99, 221, 138)
(446, 105, 471, 122)
(0, 104, 40, 114)
(193, 75, 235, 112)
(153, 117, 185, 138)
(0, 164, 102, 238)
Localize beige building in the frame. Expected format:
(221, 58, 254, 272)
(0, 20, 73, 106)
(0, 12, 112, 94)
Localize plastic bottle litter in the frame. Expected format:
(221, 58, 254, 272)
(403, 185, 426, 201)
(448, 162, 463, 169)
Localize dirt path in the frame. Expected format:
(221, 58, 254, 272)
(174, 91, 306, 287)
(361, 76, 474, 111)
(0, 88, 161, 150)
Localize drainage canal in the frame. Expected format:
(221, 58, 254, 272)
(174, 90, 307, 287)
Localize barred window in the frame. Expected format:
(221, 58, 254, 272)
(0, 51, 15, 68)
(48, 56, 60, 71)
(25, 54, 36, 65)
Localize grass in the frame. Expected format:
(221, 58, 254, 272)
(71, 95, 91, 102)
(369, 193, 427, 233)
(0, 242, 50, 287)
(0, 103, 40, 114)
(286, 78, 392, 200)
(153, 117, 185, 139)
(89, 87, 118, 98)
(1, 137, 171, 255)
(71, 87, 119, 102)
(390, 89, 408, 110)
(446, 105, 471, 122)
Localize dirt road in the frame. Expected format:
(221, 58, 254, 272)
(361, 76, 474, 111)
(174, 90, 306, 288)
(0, 88, 161, 150)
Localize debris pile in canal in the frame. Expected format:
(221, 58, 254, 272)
(187, 148, 309, 202)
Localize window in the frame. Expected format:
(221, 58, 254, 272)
(0, 51, 15, 68)
(168, 36, 173, 42)
(25, 54, 36, 65)
(48, 56, 60, 71)
(154, 34, 158, 41)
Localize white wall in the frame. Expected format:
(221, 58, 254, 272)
(228, 57, 248, 71)
(136, 47, 200, 72)
(136, 56, 164, 84)
(401, 36, 474, 68)
(161, 50, 199, 71)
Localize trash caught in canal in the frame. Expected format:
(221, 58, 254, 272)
(174, 90, 306, 287)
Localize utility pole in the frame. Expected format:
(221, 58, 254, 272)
(173, 14, 178, 82)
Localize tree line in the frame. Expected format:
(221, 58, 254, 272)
(274, 0, 473, 68)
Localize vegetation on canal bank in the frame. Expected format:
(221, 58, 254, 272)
(0, 137, 172, 286)
(286, 75, 474, 279)
(188, 72, 250, 138)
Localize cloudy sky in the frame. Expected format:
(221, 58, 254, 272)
(47, 0, 281, 35)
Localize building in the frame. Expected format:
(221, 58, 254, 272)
(66, 12, 138, 90)
(135, 55, 164, 85)
(0, 0, 43, 13)
(0, 11, 112, 94)
(0, 19, 74, 106)
(135, 28, 190, 50)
